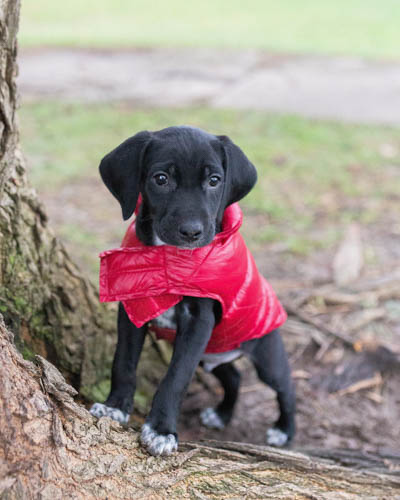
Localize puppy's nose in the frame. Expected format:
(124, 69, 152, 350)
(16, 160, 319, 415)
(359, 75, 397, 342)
(178, 221, 203, 242)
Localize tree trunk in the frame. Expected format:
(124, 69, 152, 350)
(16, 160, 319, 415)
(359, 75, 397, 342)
(0, 0, 165, 405)
(1, 318, 399, 499)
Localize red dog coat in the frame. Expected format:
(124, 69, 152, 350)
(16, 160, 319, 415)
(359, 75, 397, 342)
(99, 203, 287, 353)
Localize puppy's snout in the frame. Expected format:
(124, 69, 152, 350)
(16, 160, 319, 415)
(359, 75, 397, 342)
(178, 221, 203, 242)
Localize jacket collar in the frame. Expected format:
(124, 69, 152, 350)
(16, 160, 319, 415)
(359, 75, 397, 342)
(134, 195, 243, 246)
(214, 202, 242, 243)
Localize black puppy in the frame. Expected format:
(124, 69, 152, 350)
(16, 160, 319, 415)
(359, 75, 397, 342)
(90, 126, 295, 456)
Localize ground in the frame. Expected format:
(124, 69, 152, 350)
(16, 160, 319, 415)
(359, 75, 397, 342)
(180, 356, 400, 454)
(16, 2, 400, 459)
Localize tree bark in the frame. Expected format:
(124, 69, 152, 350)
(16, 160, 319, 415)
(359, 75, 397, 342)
(1, 318, 399, 499)
(0, 0, 166, 405)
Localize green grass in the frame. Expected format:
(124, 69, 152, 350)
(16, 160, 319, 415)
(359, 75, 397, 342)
(18, 101, 400, 278)
(20, 0, 400, 59)
(20, 101, 400, 226)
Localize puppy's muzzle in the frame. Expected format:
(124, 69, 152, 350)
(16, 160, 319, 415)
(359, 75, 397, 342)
(178, 221, 203, 243)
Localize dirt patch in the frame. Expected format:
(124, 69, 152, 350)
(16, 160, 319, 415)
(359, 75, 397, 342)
(180, 339, 400, 454)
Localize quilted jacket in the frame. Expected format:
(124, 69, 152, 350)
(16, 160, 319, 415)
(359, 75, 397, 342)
(99, 203, 287, 353)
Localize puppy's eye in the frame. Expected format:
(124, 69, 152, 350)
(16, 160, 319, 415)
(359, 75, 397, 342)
(208, 175, 221, 187)
(153, 173, 169, 186)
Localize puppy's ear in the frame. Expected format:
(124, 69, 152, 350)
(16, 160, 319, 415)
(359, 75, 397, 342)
(216, 135, 257, 206)
(99, 131, 152, 220)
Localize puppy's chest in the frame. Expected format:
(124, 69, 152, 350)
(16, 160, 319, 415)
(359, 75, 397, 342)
(149, 233, 178, 331)
(149, 230, 242, 369)
(151, 306, 243, 372)
(152, 307, 177, 330)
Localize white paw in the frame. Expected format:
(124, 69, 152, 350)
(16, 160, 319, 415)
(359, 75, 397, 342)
(89, 402, 130, 424)
(266, 427, 289, 447)
(140, 423, 178, 456)
(200, 407, 225, 430)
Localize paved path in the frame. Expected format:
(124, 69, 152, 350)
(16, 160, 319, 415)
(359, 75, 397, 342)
(19, 48, 400, 125)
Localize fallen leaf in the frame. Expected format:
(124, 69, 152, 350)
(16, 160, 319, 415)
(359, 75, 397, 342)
(333, 224, 363, 286)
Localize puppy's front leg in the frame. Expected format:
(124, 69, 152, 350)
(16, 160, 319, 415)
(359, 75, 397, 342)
(141, 297, 215, 456)
(90, 302, 146, 424)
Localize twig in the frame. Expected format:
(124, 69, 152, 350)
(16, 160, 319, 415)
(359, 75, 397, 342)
(283, 302, 354, 348)
(347, 308, 386, 332)
(315, 338, 334, 362)
(333, 372, 383, 396)
(292, 369, 311, 379)
(366, 391, 383, 404)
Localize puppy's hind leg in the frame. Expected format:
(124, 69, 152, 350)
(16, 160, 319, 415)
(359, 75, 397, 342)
(90, 302, 146, 424)
(200, 362, 241, 430)
(250, 329, 295, 447)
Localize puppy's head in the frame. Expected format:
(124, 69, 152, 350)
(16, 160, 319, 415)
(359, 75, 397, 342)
(99, 126, 257, 248)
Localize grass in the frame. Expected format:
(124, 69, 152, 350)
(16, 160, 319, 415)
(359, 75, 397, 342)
(20, 0, 400, 59)
(20, 101, 400, 216)
(17, 100, 400, 282)
(19, 101, 400, 269)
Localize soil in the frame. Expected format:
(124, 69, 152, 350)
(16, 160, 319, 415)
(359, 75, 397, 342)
(180, 344, 400, 455)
